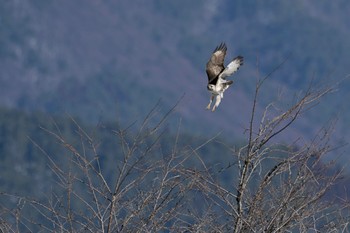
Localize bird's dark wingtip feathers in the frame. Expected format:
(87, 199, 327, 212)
(213, 42, 227, 53)
(236, 55, 244, 65)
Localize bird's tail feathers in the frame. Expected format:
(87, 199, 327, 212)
(223, 80, 233, 92)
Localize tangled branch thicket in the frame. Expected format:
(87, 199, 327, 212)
(1, 70, 350, 232)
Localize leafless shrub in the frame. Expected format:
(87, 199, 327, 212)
(189, 59, 350, 232)
(1, 61, 350, 232)
(1, 98, 222, 232)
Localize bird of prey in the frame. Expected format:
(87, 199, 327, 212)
(205, 43, 243, 111)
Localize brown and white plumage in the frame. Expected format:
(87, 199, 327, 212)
(205, 43, 243, 111)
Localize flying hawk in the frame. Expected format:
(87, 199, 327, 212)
(206, 43, 243, 111)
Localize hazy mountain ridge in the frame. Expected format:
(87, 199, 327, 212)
(1, 0, 350, 140)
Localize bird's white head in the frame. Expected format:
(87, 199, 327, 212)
(207, 84, 215, 91)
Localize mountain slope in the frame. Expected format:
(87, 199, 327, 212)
(1, 0, 350, 142)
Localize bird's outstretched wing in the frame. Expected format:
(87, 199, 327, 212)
(219, 56, 244, 79)
(206, 43, 227, 83)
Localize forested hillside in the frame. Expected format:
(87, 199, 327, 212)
(1, 99, 350, 231)
(0, 106, 234, 197)
(1, 0, 350, 138)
